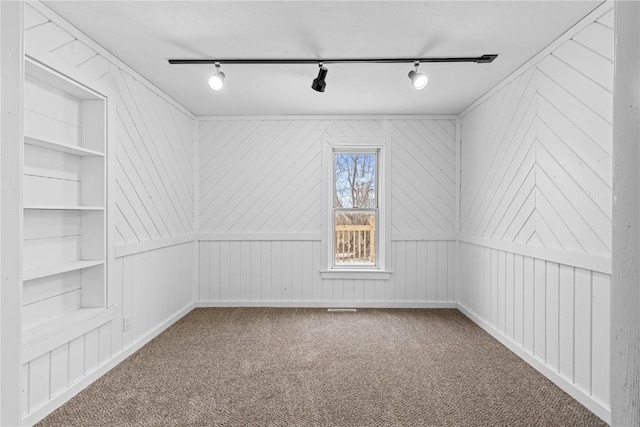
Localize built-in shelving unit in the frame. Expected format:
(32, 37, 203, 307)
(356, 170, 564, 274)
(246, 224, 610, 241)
(22, 58, 107, 344)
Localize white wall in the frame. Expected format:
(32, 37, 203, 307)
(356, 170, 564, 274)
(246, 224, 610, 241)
(458, 4, 613, 423)
(611, 1, 640, 424)
(1, 2, 25, 424)
(20, 3, 197, 424)
(198, 118, 457, 306)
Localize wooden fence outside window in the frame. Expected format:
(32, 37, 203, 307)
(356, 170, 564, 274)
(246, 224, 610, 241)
(335, 220, 375, 264)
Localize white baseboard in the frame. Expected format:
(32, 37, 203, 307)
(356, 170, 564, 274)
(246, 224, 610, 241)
(196, 301, 458, 309)
(456, 303, 611, 425)
(22, 303, 196, 426)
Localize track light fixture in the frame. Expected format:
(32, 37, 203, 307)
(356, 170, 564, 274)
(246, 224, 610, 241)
(169, 54, 498, 92)
(207, 62, 225, 91)
(408, 62, 428, 90)
(311, 62, 328, 92)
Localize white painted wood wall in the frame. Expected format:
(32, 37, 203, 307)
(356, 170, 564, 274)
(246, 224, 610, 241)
(198, 239, 455, 305)
(611, 1, 640, 424)
(19, 4, 197, 424)
(197, 118, 458, 306)
(1, 2, 26, 424)
(458, 5, 613, 422)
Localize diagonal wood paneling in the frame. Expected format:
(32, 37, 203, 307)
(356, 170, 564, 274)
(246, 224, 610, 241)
(461, 9, 613, 257)
(462, 68, 538, 240)
(199, 118, 456, 234)
(25, 4, 195, 245)
(199, 119, 324, 233)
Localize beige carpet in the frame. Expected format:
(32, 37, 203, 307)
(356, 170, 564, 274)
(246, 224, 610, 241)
(38, 308, 606, 426)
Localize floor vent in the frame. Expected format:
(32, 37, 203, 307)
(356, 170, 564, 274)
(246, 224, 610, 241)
(327, 308, 357, 312)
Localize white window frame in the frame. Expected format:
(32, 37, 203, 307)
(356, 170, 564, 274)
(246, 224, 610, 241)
(321, 137, 391, 280)
(332, 148, 378, 269)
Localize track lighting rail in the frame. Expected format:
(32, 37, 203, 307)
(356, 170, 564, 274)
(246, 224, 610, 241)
(168, 54, 498, 65)
(174, 54, 498, 92)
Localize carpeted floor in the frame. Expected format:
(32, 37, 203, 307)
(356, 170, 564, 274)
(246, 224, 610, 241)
(38, 308, 606, 426)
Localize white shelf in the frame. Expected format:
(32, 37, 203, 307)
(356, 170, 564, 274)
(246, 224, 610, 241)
(23, 260, 104, 281)
(24, 135, 104, 157)
(24, 205, 104, 211)
(22, 306, 115, 354)
(25, 58, 103, 101)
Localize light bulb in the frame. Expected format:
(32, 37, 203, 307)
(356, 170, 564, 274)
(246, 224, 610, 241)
(208, 71, 225, 91)
(408, 69, 428, 90)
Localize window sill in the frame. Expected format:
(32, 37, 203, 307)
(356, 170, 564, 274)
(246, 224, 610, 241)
(320, 270, 392, 280)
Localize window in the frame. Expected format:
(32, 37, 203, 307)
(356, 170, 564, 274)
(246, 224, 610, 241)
(333, 152, 378, 267)
(321, 138, 391, 279)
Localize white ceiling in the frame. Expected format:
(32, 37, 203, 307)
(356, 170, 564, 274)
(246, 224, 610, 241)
(43, 1, 603, 117)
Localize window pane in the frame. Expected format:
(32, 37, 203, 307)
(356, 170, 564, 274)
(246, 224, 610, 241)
(334, 153, 376, 208)
(334, 210, 376, 265)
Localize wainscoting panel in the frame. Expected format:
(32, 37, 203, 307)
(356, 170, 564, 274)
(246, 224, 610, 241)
(460, 8, 613, 257)
(21, 315, 115, 421)
(198, 239, 456, 305)
(459, 242, 610, 417)
(116, 242, 195, 349)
